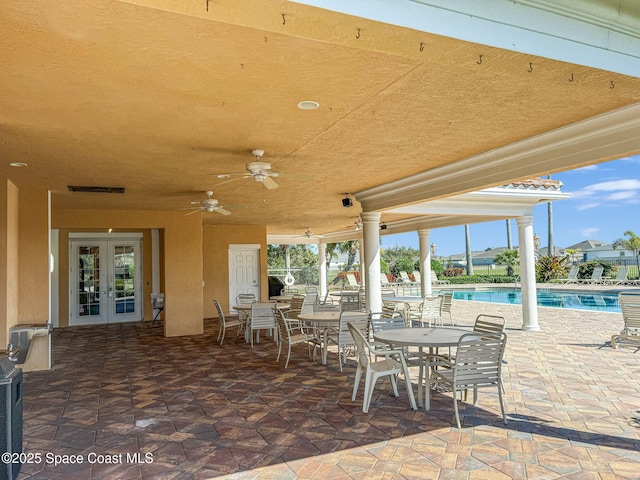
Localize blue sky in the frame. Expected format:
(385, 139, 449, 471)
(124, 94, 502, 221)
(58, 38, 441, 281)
(380, 155, 640, 257)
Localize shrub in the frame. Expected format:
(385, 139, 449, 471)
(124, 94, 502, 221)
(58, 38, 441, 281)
(577, 260, 614, 279)
(443, 267, 464, 277)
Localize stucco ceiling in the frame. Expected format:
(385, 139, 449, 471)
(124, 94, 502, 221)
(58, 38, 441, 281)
(2, 0, 640, 236)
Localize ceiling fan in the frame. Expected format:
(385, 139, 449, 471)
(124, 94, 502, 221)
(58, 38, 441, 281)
(296, 227, 324, 239)
(213, 149, 309, 189)
(179, 191, 232, 216)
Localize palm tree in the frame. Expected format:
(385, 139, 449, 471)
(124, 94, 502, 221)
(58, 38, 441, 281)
(494, 249, 520, 277)
(613, 230, 640, 278)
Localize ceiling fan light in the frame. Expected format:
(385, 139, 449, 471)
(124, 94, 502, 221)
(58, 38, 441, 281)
(297, 100, 319, 110)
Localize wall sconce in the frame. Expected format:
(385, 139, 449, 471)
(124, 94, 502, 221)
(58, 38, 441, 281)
(431, 243, 436, 256)
(342, 194, 353, 208)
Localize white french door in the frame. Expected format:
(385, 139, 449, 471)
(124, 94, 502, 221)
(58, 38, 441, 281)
(228, 245, 260, 307)
(69, 235, 142, 325)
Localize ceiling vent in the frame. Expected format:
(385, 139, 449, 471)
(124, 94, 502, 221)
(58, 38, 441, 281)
(67, 186, 125, 194)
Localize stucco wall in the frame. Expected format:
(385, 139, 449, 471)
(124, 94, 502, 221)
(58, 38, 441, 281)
(203, 224, 268, 318)
(0, 180, 19, 347)
(53, 209, 203, 337)
(18, 188, 50, 324)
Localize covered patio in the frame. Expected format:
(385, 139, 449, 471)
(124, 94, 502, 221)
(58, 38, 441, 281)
(21, 299, 640, 478)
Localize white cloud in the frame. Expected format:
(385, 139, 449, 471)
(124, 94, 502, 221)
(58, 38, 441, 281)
(572, 165, 598, 173)
(576, 202, 600, 211)
(580, 227, 599, 237)
(569, 178, 640, 209)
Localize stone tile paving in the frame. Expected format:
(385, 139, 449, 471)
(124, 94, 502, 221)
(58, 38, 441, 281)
(17, 295, 640, 479)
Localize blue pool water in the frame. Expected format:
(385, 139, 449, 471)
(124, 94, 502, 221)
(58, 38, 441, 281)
(438, 288, 623, 313)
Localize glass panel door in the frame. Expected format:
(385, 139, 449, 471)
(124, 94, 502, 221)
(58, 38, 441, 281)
(70, 237, 142, 325)
(111, 242, 141, 322)
(76, 244, 107, 323)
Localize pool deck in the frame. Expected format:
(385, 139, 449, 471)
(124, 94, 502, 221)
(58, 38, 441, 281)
(18, 290, 640, 479)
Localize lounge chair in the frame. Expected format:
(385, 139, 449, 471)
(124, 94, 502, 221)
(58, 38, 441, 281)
(556, 266, 579, 284)
(345, 272, 360, 289)
(611, 293, 640, 350)
(412, 270, 422, 284)
(431, 270, 450, 285)
(399, 271, 417, 285)
(579, 265, 603, 284)
(606, 266, 628, 285)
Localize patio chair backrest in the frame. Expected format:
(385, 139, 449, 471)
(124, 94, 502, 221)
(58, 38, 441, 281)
(347, 321, 372, 371)
(590, 266, 603, 281)
(213, 298, 225, 319)
(236, 293, 256, 305)
(340, 291, 362, 311)
(151, 293, 164, 309)
(613, 266, 628, 282)
(337, 311, 370, 351)
(289, 294, 305, 311)
(473, 314, 506, 335)
(419, 295, 443, 326)
(370, 311, 405, 335)
(301, 292, 318, 313)
(453, 332, 507, 388)
(619, 293, 640, 335)
(250, 302, 277, 330)
(346, 273, 360, 288)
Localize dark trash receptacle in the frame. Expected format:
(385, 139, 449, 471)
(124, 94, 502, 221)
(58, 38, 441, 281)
(268, 276, 284, 298)
(0, 357, 22, 480)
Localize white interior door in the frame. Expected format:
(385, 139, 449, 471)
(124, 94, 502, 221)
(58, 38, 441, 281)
(70, 236, 142, 325)
(229, 246, 260, 307)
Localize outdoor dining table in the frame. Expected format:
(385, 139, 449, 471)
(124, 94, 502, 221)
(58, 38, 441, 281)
(296, 311, 341, 366)
(269, 295, 293, 302)
(373, 327, 477, 409)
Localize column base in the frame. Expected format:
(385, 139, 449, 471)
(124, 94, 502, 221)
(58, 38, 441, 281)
(521, 325, 541, 332)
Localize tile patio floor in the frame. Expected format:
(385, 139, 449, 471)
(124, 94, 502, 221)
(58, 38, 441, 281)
(17, 296, 640, 479)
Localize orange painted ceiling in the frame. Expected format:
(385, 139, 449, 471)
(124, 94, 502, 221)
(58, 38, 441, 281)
(2, 0, 640, 235)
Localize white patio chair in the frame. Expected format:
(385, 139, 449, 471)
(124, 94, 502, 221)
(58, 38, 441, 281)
(440, 292, 454, 326)
(327, 311, 370, 371)
(347, 322, 417, 413)
(340, 291, 363, 311)
(275, 308, 318, 368)
(150, 293, 164, 325)
(413, 295, 443, 327)
(248, 301, 277, 347)
(213, 299, 243, 345)
(425, 332, 508, 428)
(612, 293, 640, 349)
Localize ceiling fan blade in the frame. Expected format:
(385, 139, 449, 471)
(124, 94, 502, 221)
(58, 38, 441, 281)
(215, 208, 232, 216)
(184, 209, 203, 216)
(262, 176, 279, 189)
(214, 176, 251, 187)
(214, 172, 249, 178)
(272, 171, 314, 181)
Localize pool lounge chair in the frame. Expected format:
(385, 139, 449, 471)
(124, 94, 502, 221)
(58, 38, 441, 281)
(606, 266, 628, 285)
(556, 266, 579, 284)
(579, 265, 603, 284)
(612, 293, 640, 349)
(431, 270, 450, 285)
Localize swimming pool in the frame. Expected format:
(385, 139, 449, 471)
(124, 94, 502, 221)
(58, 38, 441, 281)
(437, 287, 623, 313)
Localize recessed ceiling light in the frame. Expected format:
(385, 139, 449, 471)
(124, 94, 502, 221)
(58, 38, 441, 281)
(9, 162, 28, 167)
(297, 100, 319, 110)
